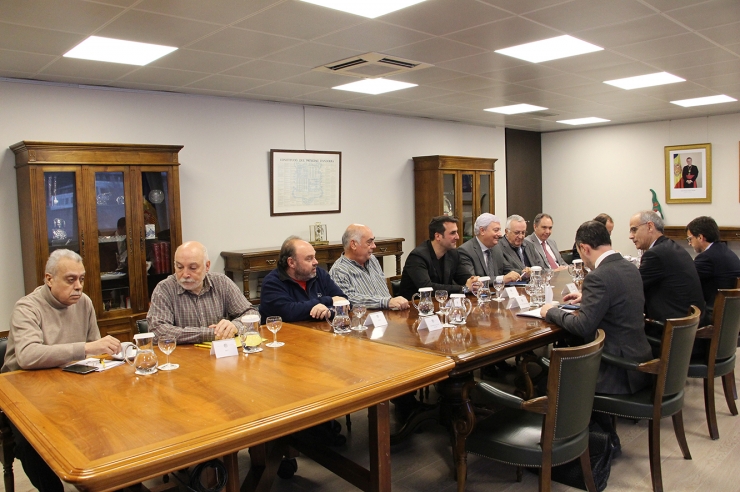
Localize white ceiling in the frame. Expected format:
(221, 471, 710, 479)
(1, 0, 739, 131)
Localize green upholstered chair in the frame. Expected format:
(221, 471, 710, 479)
(464, 330, 605, 492)
(0, 337, 15, 492)
(688, 289, 740, 439)
(136, 319, 149, 333)
(593, 306, 700, 492)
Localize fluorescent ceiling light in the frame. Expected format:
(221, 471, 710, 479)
(604, 72, 685, 90)
(332, 78, 417, 95)
(557, 117, 610, 126)
(300, 0, 428, 18)
(485, 104, 548, 115)
(495, 35, 602, 63)
(671, 95, 737, 107)
(64, 36, 177, 66)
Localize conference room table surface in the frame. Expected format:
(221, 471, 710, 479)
(294, 271, 575, 492)
(0, 323, 454, 492)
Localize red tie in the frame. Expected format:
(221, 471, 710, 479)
(542, 241, 558, 269)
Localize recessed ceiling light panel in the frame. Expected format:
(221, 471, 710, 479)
(604, 72, 685, 90)
(557, 117, 610, 126)
(332, 78, 417, 95)
(64, 36, 177, 66)
(671, 95, 737, 107)
(485, 104, 548, 115)
(495, 35, 603, 63)
(300, 0, 428, 18)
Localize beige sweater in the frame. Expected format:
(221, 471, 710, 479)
(2, 285, 100, 373)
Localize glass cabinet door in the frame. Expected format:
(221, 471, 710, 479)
(477, 173, 493, 214)
(442, 173, 456, 218)
(94, 171, 132, 313)
(141, 171, 172, 301)
(461, 172, 474, 242)
(45, 172, 80, 255)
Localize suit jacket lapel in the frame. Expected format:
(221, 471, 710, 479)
(475, 241, 489, 276)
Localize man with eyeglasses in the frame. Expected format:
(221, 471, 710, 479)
(629, 210, 705, 326)
(330, 224, 410, 310)
(686, 216, 740, 322)
(500, 214, 535, 280)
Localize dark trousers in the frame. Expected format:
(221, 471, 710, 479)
(9, 420, 63, 492)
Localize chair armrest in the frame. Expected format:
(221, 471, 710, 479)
(636, 359, 661, 375)
(540, 356, 550, 369)
(695, 325, 714, 339)
(645, 318, 664, 330)
(601, 352, 640, 370)
(474, 381, 524, 410)
(522, 396, 549, 415)
(646, 335, 661, 347)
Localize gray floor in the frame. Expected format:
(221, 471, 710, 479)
(6, 356, 740, 492)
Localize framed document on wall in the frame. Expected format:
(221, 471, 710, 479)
(269, 149, 342, 216)
(664, 143, 711, 204)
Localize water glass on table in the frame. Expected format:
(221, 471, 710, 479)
(266, 316, 284, 348)
(157, 337, 178, 371)
(351, 304, 367, 331)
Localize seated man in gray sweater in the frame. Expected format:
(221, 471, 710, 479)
(2, 249, 121, 492)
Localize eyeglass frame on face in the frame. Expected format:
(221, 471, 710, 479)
(686, 235, 696, 244)
(507, 229, 527, 237)
(629, 222, 649, 234)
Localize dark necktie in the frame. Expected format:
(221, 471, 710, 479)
(484, 248, 491, 276)
(542, 240, 559, 269)
(517, 246, 525, 265)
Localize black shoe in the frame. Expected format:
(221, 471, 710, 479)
(328, 419, 342, 435)
(609, 432, 622, 458)
(277, 458, 297, 479)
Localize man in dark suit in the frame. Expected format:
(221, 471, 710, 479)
(541, 221, 652, 395)
(686, 216, 740, 322)
(399, 216, 478, 300)
(500, 214, 536, 277)
(525, 213, 568, 270)
(458, 213, 519, 283)
(629, 210, 706, 325)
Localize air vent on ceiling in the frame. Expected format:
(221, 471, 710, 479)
(314, 52, 432, 79)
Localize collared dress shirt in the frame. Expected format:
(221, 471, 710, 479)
(330, 254, 393, 309)
(148, 272, 252, 344)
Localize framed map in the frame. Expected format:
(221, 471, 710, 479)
(270, 149, 342, 216)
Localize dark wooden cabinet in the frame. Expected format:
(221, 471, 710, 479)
(11, 141, 183, 342)
(412, 155, 497, 247)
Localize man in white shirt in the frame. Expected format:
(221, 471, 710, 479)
(525, 213, 568, 270)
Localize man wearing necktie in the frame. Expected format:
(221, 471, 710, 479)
(500, 214, 535, 277)
(525, 213, 568, 271)
(459, 213, 520, 282)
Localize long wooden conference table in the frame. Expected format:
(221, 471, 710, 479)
(0, 324, 453, 492)
(295, 273, 570, 492)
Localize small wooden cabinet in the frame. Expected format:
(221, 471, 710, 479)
(412, 155, 497, 247)
(11, 141, 183, 342)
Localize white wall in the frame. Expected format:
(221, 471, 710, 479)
(542, 114, 740, 256)
(0, 79, 507, 325)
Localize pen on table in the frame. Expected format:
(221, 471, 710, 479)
(195, 343, 211, 349)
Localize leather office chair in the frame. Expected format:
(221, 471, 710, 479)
(688, 289, 740, 439)
(385, 275, 402, 298)
(0, 337, 15, 492)
(136, 319, 149, 333)
(592, 306, 700, 492)
(560, 250, 574, 265)
(464, 330, 606, 492)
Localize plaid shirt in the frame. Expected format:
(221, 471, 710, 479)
(147, 272, 251, 344)
(329, 254, 392, 309)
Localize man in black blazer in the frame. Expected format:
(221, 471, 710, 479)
(629, 210, 706, 325)
(399, 216, 478, 300)
(458, 213, 519, 283)
(542, 221, 652, 395)
(687, 216, 740, 322)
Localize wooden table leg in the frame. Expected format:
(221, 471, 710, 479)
(437, 374, 476, 492)
(223, 453, 239, 492)
(368, 401, 391, 492)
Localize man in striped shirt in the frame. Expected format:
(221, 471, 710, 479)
(330, 224, 410, 310)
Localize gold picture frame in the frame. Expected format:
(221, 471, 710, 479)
(664, 143, 711, 204)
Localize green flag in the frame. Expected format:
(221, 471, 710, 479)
(649, 189, 664, 219)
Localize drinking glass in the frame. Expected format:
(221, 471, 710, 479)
(493, 277, 505, 302)
(157, 337, 178, 371)
(435, 290, 448, 314)
(567, 263, 578, 282)
(351, 305, 367, 331)
(544, 268, 554, 286)
(265, 316, 284, 348)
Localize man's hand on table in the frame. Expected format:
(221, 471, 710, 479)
(310, 303, 332, 319)
(389, 296, 410, 310)
(85, 335, 122, 357)
(210, 319, 238, 339)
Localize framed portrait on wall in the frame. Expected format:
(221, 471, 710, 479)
(664, 143, 711, 204)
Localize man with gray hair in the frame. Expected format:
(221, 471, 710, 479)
(458, 213, 519, 283)
(2, 248, 121, 492)
(499, 214, 535, 280)
(330, 224, 409, 310)
(629, 210, 705, 325)
(148, 241, 252, 343)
